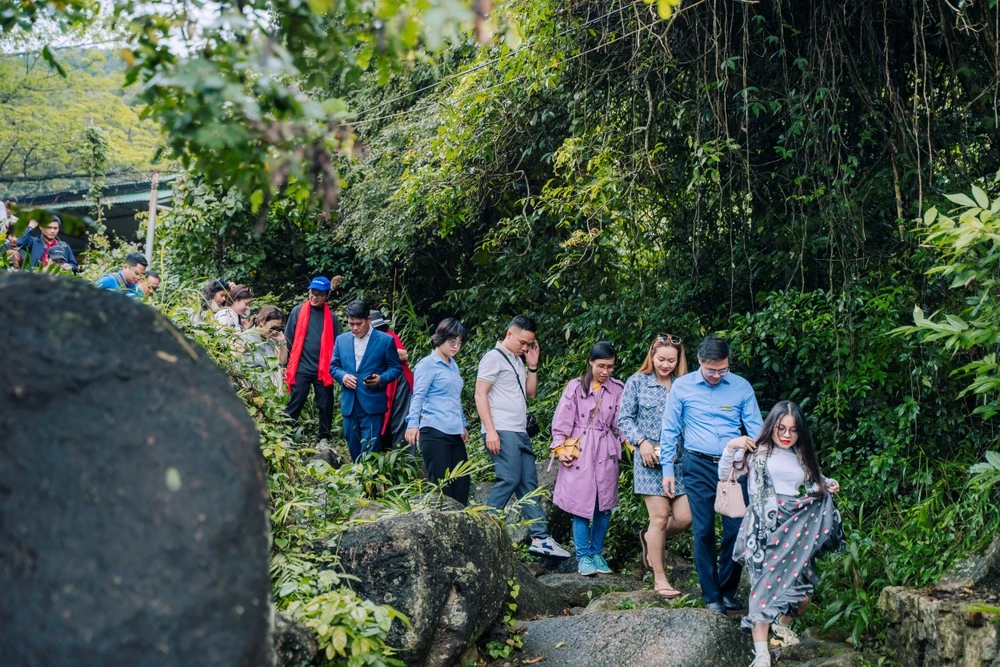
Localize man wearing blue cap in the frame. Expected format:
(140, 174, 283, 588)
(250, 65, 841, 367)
(284, 276, 342, 443)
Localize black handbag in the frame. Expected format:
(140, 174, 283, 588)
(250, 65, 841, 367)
(492, 349, 540, 438)
(525, 413, 540, 439)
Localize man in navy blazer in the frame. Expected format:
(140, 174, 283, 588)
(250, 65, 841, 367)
(331, 300, 403, 461)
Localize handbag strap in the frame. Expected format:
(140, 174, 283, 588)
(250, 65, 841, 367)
(585, 392, 603, 428)
(491, 348, 529, 404)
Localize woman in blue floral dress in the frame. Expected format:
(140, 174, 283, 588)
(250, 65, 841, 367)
(617, 334, 691, 597)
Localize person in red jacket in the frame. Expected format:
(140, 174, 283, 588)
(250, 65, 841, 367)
(371, 310, 414, 451)
(284, 276, 340, 444)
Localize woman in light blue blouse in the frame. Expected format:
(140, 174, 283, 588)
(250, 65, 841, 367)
(405, 318, 470, 505)
(617, 334, 691, 597)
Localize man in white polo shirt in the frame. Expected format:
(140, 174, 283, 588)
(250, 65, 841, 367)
(475, 314, 569, 558)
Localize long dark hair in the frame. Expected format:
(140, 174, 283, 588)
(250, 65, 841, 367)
(752, 400, 826, 496)
(580, 341, 616, 396)
(200, 279, 228, 310)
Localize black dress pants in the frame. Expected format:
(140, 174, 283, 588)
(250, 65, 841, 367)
(419, 426, 470, 505)
(285, 373, 334, 440)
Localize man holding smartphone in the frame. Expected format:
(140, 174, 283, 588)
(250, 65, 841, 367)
(331, 300, 403, 461)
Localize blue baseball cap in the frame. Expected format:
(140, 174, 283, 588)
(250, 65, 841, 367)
(308, 276, 331, 291)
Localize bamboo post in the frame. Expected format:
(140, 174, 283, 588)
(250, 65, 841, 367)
(145, 170, 159, 262)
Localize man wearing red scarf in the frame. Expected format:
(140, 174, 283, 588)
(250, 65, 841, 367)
(284, 276, 340, 444)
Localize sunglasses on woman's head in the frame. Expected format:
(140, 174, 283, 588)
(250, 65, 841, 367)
(655, 333, 682, 345)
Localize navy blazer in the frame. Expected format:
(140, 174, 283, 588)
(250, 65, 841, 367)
(331, 328, 403, 417)
(15, 229, 78, 271)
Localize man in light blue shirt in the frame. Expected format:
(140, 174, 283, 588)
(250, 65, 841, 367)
(660, 335, 763, 614)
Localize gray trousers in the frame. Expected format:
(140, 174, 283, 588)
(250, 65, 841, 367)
(486, 430, 548, 539)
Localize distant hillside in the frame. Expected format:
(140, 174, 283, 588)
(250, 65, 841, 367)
(0, 47, 172, 199)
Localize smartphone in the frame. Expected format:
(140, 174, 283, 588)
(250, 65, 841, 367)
(363, 374, 378, 383)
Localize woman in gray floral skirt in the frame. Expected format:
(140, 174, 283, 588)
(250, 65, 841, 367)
(720, 400, 843, 667)
(618, 334, 691, 597)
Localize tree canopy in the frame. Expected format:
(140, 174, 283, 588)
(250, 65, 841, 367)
(0, 48, 165, 197)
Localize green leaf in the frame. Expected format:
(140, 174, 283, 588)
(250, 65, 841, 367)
(944, 192, 977, 208)
(971, 185, 990, 209)
(41, 45, 67, 77)
(249, 189, 265, 213)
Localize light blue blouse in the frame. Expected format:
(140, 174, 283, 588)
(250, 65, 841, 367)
(407, 352, 467, 435)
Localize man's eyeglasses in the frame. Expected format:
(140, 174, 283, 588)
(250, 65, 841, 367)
(656, 333, 682, 345)
(703, 367, 729, 377)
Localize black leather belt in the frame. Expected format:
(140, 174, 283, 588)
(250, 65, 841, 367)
(687, 449, 722, 463)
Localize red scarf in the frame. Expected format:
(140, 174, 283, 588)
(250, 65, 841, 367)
(285, 302, 335, 390)
(39, 238, 58, 266)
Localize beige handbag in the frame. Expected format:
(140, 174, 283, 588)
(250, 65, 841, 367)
(714, 467, 747, 518)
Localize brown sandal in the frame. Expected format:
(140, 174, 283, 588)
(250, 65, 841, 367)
(639, 528, 650, 571)
(654, 586, 682, 599)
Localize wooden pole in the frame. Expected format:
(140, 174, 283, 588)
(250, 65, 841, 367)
(145, 170, 159, 262)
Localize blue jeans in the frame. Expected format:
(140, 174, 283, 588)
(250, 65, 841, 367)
(486, 430, 548, 539)
(343, 412, 382, 462)
(572, 497, 611, 558)
(685, 451, 746, 604)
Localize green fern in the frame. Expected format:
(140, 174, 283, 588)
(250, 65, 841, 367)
(968, 451, 1000, 491)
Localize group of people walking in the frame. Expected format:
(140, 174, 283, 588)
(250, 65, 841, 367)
(404, 319, 843, 666)
(218, 273, 843, 666)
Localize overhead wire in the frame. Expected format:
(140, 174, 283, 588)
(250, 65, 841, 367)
(351, 20, 656, 130)
(351, 3, 654, 127)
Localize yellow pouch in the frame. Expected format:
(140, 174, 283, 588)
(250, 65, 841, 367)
(554, 437, 581, 460)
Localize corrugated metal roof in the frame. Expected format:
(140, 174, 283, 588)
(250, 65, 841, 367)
(40, 185, 174, 210)
(21, 173, 182, 208)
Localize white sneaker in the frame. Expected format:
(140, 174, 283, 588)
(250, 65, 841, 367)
(770, 622, 800, 647)
(749, 650, 771, 667)
(529, 536, 571, 558)
(318, 438, 329, 448)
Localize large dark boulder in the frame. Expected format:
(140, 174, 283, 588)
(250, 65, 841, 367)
(536, 572, 645, 608)
(519, 608, 751, 666)
(336, 508, 516, 666)
(513, 562, 580, 619)
(0, 274, 272, 666)
(879, 536, 1000, 665)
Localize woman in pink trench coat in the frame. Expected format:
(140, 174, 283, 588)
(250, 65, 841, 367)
(551, 342, 625, 576)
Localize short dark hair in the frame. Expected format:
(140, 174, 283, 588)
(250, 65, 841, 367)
(345, 300, 370, 319)
(696, 335, 730, 362)
(431, 318, 467, 347)
(124, 252, 148, 268)
(509, 314, 536, 333)
(146, 270, 160, 280)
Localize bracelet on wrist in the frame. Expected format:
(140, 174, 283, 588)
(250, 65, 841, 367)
(528, 367, 538, 373)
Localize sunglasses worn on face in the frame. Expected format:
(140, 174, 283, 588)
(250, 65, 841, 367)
(656, 333, 682, 345)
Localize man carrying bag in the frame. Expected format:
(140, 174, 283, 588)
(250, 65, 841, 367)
(475, 315, 570, 558)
